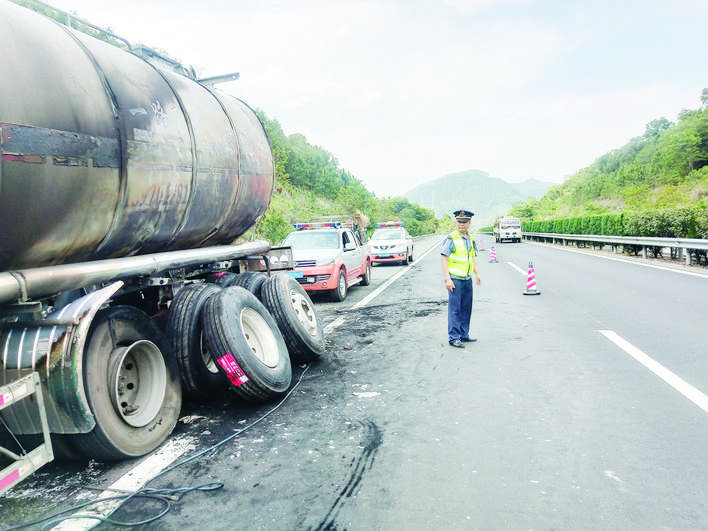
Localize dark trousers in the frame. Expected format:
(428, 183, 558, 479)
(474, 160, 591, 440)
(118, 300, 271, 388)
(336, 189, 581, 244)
(448, 277, 473, 343)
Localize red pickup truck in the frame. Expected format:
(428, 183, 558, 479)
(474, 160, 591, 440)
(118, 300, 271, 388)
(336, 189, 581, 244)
(282, 220, 371, 301)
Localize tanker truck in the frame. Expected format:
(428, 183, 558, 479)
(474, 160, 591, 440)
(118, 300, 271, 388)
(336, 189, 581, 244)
(0, 0, 324, 491)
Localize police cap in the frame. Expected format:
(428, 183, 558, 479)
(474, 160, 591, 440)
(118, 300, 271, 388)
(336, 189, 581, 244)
(453, 209, 474, 221)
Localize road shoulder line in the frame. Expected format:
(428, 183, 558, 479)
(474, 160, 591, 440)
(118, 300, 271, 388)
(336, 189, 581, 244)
(525, 241, 708, 278)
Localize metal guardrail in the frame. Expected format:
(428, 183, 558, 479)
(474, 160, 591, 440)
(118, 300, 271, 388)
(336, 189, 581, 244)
(1, 372, 53, 494)
(523, 232, 708, 265)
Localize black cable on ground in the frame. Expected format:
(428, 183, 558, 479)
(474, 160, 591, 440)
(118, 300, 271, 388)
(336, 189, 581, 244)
(1, 363, 312, 530)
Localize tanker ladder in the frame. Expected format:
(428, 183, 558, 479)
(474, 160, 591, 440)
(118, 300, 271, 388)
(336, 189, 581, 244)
(0, 372, 53, 495)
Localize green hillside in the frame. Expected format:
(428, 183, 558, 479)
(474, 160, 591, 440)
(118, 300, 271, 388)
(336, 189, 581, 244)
(510, 92, 708, 228)
(249, 112, 448, 244)
(404, 170, 554, 226)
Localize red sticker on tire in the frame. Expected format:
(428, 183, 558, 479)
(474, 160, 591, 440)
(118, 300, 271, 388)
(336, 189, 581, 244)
(217, 353, 250, 387)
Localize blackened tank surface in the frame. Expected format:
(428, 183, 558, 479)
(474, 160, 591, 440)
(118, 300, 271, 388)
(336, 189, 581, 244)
(0, 1, 274, 271)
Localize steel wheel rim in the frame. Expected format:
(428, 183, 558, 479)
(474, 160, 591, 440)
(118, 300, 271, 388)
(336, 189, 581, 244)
(289, 288, 318, 336)
(200, 332, 219, 374)
(108, 340, 167, 428)
(240, 307, 279, 368)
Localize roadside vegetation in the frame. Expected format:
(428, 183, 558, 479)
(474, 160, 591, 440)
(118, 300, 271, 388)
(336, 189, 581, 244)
(504, 90, 708, 239)
(249, 112, 449, 244)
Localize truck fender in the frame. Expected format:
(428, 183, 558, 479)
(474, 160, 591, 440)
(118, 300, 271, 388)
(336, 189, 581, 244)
(0, 282, 123, 435)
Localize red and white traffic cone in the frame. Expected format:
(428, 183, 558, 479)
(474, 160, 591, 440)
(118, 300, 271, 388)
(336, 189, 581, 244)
(523, 261, 541, 295)
(478, 240, 485, 251)
(489, 247, 498, 263)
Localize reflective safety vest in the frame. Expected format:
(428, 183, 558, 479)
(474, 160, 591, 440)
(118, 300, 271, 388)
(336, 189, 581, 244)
(447, 229, 476, 278)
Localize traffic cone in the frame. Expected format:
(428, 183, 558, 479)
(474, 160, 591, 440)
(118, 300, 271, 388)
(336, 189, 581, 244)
(478, 240, 485, 251)
(489, 247, 498, 263)
(523, 261, 541, 295)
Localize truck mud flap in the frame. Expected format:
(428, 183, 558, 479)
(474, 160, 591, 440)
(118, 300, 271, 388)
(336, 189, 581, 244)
(0, 282, 123, 435)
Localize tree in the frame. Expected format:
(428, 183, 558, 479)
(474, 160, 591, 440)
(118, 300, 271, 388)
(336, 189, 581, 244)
(255, 110, 289, 191)
(643, 117, 673, 141)
(507, 200, 536, 221)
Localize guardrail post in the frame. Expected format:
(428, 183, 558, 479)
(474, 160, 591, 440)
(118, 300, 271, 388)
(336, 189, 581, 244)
(642, 246, 647, 259)
(686, 250, 693, 266)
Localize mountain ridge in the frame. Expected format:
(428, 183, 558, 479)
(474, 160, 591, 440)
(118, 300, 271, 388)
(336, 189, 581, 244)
(404, 169, 555, 226)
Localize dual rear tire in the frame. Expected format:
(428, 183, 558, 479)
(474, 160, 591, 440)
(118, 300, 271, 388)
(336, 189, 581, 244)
(261, 273, 325, 363)
(201, 287, 292, 402)
(70, 271, 324, 460)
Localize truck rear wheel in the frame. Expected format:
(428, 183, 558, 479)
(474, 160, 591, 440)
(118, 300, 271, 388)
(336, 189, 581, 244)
(232, 272, 268, 299)
(209, 272, 239, 286)
(69, 306, 182, 460)
(261, 273, 325, 363)
(202, 287, 291, 402)
(167, 283, 227, 401)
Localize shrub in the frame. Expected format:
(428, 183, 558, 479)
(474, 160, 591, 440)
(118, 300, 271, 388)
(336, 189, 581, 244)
(527, 207, 706, 239)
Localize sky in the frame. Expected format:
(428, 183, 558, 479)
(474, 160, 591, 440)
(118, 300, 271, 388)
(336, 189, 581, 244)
(44, 0, 708, 197)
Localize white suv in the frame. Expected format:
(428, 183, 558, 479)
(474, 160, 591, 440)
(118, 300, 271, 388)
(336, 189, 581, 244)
(368, 223, 414, 265)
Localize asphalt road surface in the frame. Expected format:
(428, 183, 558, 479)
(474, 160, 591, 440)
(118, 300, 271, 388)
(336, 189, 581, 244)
(1, 235, 707, 530)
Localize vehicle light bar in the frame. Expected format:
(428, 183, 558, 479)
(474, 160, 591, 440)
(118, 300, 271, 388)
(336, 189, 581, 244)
(377, 221, 403, 227)
(293, 221, 342, 229)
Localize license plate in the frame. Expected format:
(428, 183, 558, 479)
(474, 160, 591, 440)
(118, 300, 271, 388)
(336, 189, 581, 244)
(379, 254, 390, 258)
(288, 271, 304, 278)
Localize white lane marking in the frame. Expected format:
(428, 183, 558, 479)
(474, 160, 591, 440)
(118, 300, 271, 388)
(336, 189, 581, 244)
(325, 240, 443, 331)
(52, 437, 196, 530)
(324, 316, 345, 333)
(351, 239, 443, 310)
(58, 239, 443, 527)
(599, 330, 708, 414)
(526, 241, 708, 278)
(507, 261, 526, 275)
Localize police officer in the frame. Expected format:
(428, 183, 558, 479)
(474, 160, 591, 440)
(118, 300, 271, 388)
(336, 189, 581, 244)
(440, 209, 481, 348)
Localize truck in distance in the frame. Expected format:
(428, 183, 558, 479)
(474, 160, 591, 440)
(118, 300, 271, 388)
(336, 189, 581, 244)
(494, 216, 522, 243)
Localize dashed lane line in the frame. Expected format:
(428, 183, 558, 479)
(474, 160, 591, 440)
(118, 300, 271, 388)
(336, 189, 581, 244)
(600, 330, 708, 414)
(506, 261, 526, 276)
(506, 258, 707, 413)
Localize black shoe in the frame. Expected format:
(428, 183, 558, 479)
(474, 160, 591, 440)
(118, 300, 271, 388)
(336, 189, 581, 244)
(450, 339, 465, 348)
(461, 337, 477, 343)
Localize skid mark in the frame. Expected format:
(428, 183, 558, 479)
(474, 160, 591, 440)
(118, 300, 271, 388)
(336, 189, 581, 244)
(312, 419, 383, 530)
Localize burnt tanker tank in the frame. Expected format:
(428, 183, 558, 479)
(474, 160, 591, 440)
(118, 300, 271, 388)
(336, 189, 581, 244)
(0, 1, 313, 478)
(0, 0, 274, 271)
